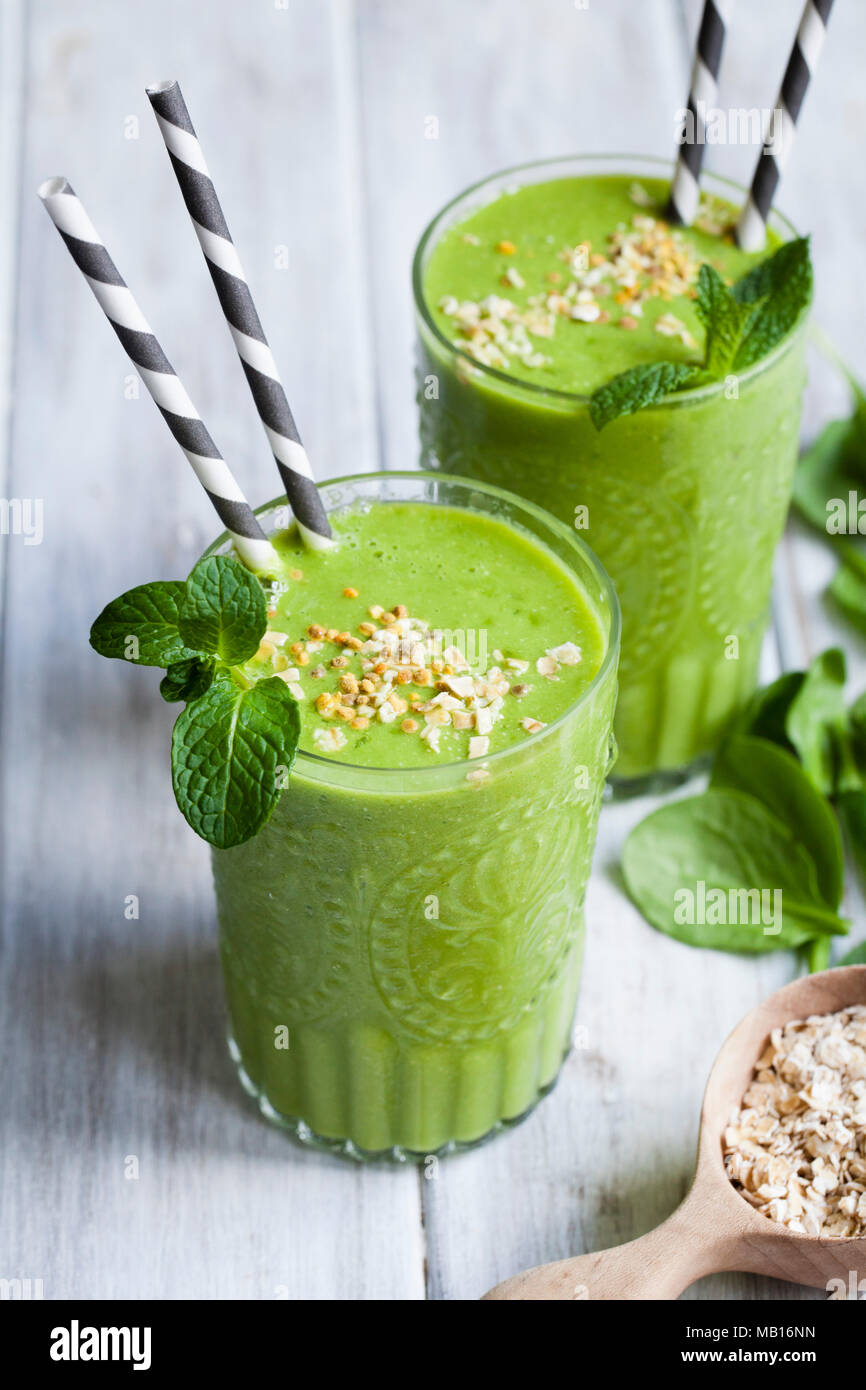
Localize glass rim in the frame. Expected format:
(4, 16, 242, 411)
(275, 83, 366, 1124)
(203, 469, 621, 784)
(411, 152, 804, 408)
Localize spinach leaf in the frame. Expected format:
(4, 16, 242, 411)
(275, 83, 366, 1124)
(785, 648, 848, 796)
(711, 735, 844, 909)
(622, 789, 849, 954)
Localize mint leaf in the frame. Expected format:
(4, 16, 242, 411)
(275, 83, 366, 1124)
(90, 581, 200, 667)
(731, 236, 812, 370)
(622, 789, 849, 954)
(179, 555, 267, 665)
(171, 675, 300, 849)
(160, 656, 215, 704)
(589, 362, 703, 430)
(695, 264, 760, 377)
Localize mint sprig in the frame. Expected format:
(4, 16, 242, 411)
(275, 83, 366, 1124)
(160, 656, 215, 704)
(171, 676, 300, 850)
(89, 581, 198, 666)
(694, 264, 759, 377)
(90, 554, 300, 848)
(179, 555, 267, 665)
(589, 362, 703, 431)
(589, 236, 812, 430)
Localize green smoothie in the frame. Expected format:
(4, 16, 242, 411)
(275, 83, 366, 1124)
(211, 473, 619, 1157)
(415, 159, 808, 785)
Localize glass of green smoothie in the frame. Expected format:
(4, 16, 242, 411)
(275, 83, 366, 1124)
(207, 471, 619, 1159)
(413, 155, 808, 791)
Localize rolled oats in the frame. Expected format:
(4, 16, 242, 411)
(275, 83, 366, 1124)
(724, 1006, 866, 1238)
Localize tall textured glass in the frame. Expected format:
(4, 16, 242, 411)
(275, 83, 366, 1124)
(206, 472, 619, 1160)
(413, 155, 807, 791)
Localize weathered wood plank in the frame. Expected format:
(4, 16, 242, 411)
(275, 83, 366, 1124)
(0, 0, 423, 1301)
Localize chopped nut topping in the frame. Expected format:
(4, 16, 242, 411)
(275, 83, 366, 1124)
(437, 208, 704, 368)
(313, 727, 346, 753)
(257, 589, 584, 763)
(547, 641, 582, 666)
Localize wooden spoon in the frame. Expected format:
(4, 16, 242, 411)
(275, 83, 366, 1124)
(484, 965, 866, 1300)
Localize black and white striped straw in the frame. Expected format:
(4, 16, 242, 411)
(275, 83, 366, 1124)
(38, 178, 279, 574)
(668, 0, 733, 226)
(146, 80, 332, 551)
(736, 0, 835, 250)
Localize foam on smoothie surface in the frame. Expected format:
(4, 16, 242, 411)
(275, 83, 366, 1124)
(244, 501, 606, 770)
(423, 175, 778, 395)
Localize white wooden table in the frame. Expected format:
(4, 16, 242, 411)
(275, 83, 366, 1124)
(2, 0, 864, 1302)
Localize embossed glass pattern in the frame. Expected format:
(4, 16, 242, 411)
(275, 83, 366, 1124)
(206, 473, 619, 1160)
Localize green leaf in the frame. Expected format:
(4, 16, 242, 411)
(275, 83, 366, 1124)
(804, 936, 832, 974)
(622, 788, 849, 954)
(90, 581, 200, 667)
(829, 554, 866, 635)
(785, 648, 848, 796)
(837, 940, 866, 967)
(589, 361, 703, 430)
(159, 657, 215, 704)
(171, 676, 300, 849)
(793, 418, 864, 536)
(837, 790, 866, 894)
(711, 735, 844, 909)
(695, 263, 761, 377)
(731, 236, 813, 370)
(179, 555, 267, 665)
(731, 669, 804, 753)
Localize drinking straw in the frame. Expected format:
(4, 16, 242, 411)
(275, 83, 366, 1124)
(146, 80, 333, 551)
(667, 0, 733, 226)
(736, 0, 835, 250)
(38, 177, 280, 574)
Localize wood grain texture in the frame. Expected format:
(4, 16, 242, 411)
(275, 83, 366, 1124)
(1, 0, 864, 1303)
(485, 967, 866, 1300)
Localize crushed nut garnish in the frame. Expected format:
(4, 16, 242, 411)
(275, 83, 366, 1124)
(248, 592, 581, 763)
(437, 208, 704, 368)
(724, 1006, 866, 1238)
